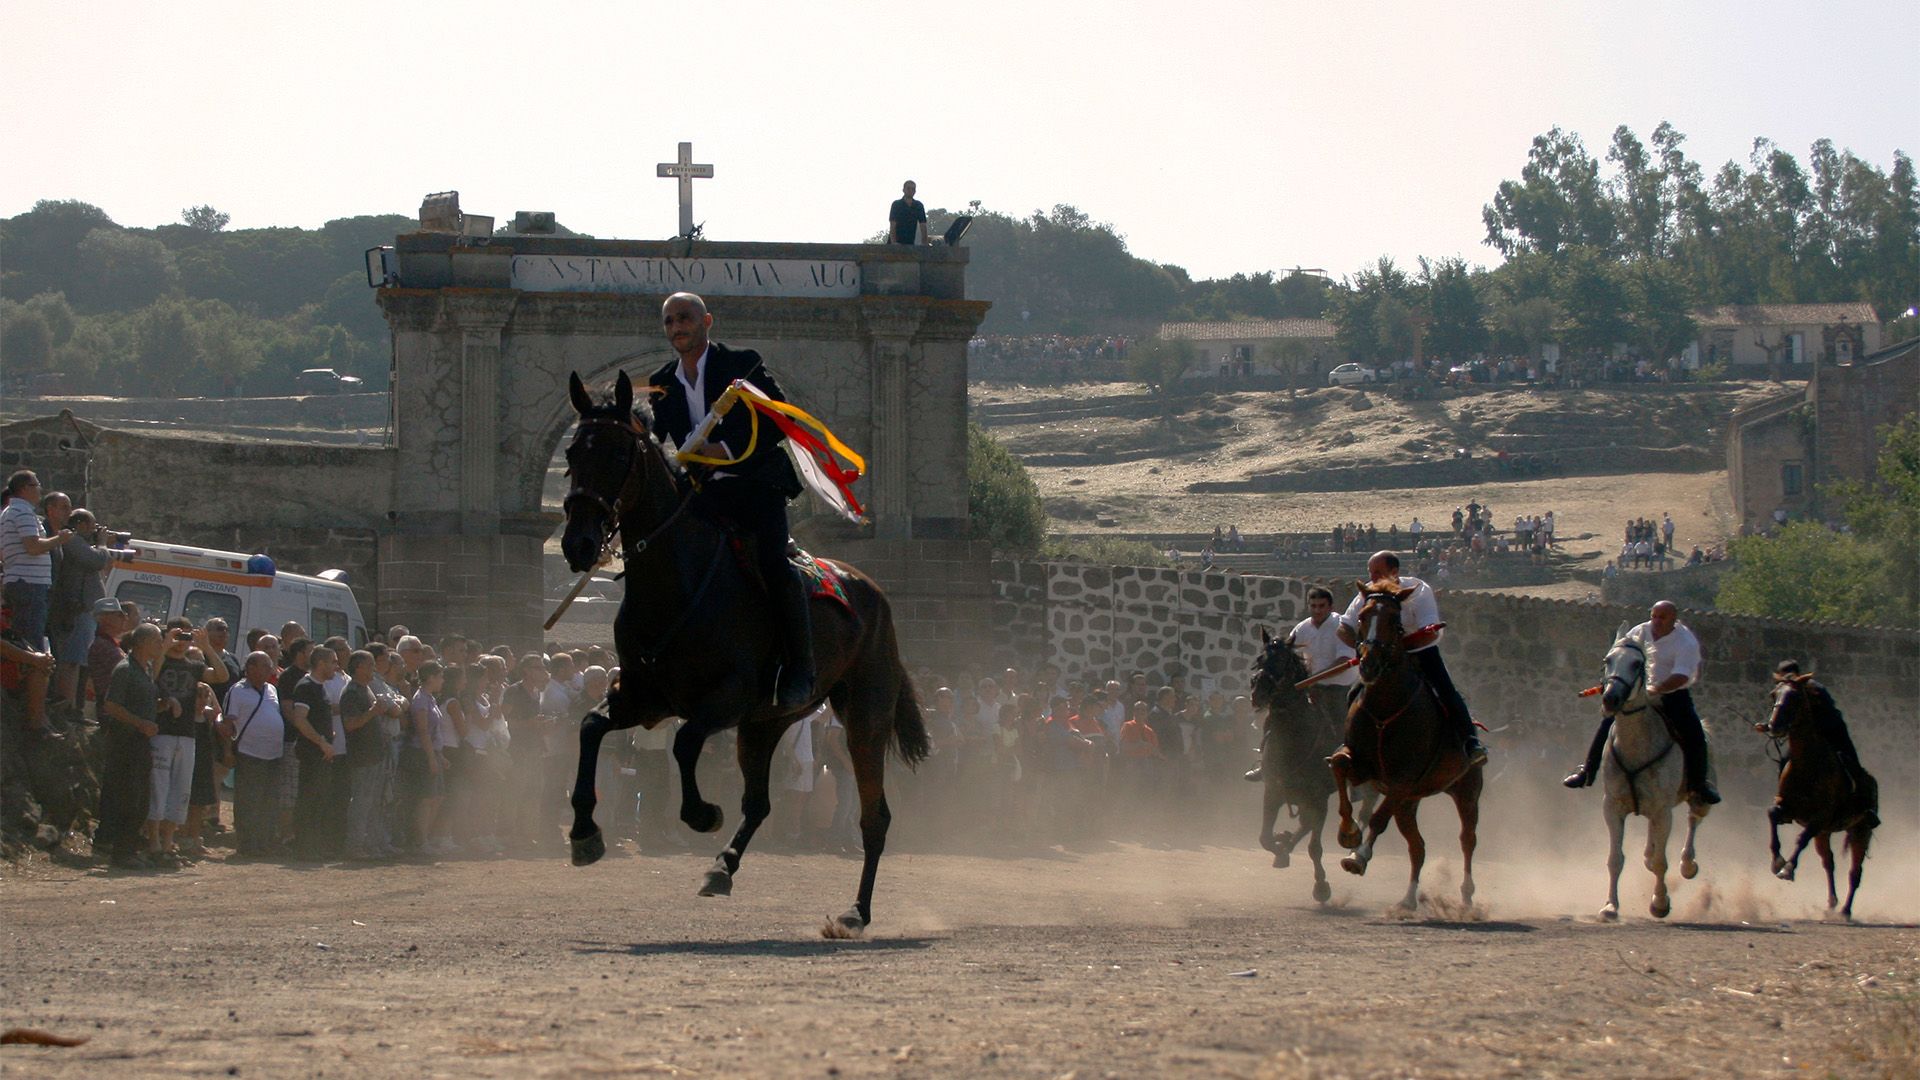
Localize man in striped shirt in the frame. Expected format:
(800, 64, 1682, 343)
(1, 471, 73, 652)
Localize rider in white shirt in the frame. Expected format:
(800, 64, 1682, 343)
(1245, 585, 1356, 782)
(1562, 600, 1720, 803)
(1335, 551, 1488, 767)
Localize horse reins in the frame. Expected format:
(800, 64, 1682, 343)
(563, 411, 730, 667)
(564, 415, 693, 559)
(1602, 639, 1672, 815)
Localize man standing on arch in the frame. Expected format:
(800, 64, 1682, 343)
(647, 292, 814, 708)
(888, 181, 927, 246)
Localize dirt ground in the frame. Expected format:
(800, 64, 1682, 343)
(4, 830, 1915, 1079)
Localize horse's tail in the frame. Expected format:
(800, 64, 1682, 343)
(891, 672, 931, 769)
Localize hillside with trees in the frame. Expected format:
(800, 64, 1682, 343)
(1, 200, 408, 396)
(3, 123, 1911, 396)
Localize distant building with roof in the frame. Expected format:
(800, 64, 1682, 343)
(1727, 336, 1917, 532)
(1692, 302, 1881, 371)
(1156, 318, 1338, 378)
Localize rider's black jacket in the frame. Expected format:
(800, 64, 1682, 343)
(648, 342, 802, 499)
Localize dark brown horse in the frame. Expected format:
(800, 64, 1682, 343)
(1760, 673, 1878, 919)
(1328, 582, 1484, 911)
(559, 371, 928, 935)
(1249, 628, 1373, 904)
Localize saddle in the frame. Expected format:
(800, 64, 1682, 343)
(722, 533, 856, 616)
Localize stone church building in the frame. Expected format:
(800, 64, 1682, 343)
(1728, 335, 1918, 532)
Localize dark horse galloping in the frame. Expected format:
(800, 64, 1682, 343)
(1761, 671, 1878, 920)
(1249, 628, 1373, 904)
(559, 371, 928, 934)
(1329, 582, 1484, 911)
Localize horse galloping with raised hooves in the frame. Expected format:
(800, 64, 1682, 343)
(1328, 582, 1484, 912)
(1249, 628, 1374, 904)
(1588, 627, 1713, 920)
(1761, 670, 1879, 920)
(559, 371, 926, 935)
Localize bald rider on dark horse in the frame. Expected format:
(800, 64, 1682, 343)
(649, 291, 813, 709)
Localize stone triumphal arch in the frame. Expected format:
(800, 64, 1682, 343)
(374, 231, 993, 656)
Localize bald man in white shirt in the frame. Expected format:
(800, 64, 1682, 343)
(1563, 600, 1720, 803)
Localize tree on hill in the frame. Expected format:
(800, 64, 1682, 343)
(1125, 336, 1194, 416)
(180, 204, 231, 232)
(967, 422, 1047, 558)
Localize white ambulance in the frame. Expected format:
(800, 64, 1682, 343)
(105, 540, 369, 645)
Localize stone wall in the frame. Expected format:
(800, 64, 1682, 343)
(3, 394, 388, 434)
(1, 415, 392, 623)
(992, 561, 1920, 818)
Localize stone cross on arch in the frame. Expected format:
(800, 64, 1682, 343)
(656, 141, 713, 238)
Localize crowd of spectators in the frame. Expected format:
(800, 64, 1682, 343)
(967, 334, 1131, 382)
(896, 659, 1260, 847)
(4, 465, 1270, 865)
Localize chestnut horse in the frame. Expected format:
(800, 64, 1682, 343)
(1329, 582, 1483, 911)
(1761, 673, 1878, 920)
(558, 371, 928, 935)
(1249, 628, 1373, 904)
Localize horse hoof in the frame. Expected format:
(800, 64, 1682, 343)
(569, 827, 606, 867)
(1600, 905, 1619, 922)
(1770, 855, 1787, 875)
(1680, 860, 1698, 880)
(697, 869, 733, 897)
(1650, 897, 1671, 919)
(682, 802, 724, 835)
(1337, 825, 1362, 850)
(1312, 880, 1332, 904)
(1775, 867, 1796, 882)
(1272, 850, 1291, 869)
(1340, 855, 1367, 876)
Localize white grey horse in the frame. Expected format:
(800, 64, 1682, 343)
(1594, 628, 1715, 920)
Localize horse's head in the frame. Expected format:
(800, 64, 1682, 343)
(1766, 671, 1821, 737)
(1353, 580, 1413, 682)
(560, 370, 678, 573)
(1600, 628, 1646, 714)
(1250, 626, 1308, 711)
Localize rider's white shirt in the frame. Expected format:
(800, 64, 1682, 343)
(1625, 620, 1701, 691)
(1338, 575, 1443, 653)
(673, 344, 736, 475)
(1291, 613, 1357, 685)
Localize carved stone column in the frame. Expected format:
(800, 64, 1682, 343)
(860, 301, 925, 539)
(441, 294, 518, 534)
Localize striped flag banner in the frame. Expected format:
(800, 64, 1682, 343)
(676, 380, 868, 524)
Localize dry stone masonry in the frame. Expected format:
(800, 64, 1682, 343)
(992, 560, 1919, 819)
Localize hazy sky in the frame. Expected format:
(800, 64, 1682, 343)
(4, 1, 1915, 281)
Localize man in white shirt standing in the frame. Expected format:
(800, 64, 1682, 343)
(219, 652, 287, 857)
(1336, 551, 1488, 767)
(1, 470, 71, 652)
(1245, 586, 1355, 781)
(1563, 600, 1719, 803)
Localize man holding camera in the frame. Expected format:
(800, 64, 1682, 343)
(148, 618, 229, 862)
(48, 506, 134, 713)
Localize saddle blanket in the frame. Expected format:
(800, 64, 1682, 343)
(726, 537, 855, 615)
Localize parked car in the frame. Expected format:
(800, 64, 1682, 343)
(1327, 363, 1376, 387)
(295, 368, 365, 395)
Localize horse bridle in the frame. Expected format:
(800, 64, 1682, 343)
(1602, 638, 1649, 717)
(563, 414, 692, 559)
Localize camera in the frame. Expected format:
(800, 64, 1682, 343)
(102, 529, 133, 547)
